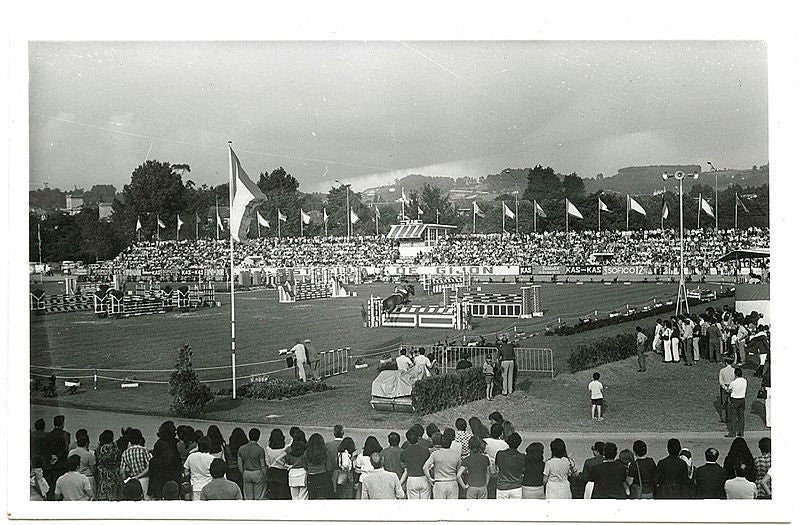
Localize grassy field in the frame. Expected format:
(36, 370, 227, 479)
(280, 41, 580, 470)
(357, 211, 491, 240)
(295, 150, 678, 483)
(30, 281, 749, 432)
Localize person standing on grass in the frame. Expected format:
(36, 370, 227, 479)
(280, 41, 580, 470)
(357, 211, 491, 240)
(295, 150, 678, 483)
(588, 372, 604, 421)
(395, 348, 413, 372)
(680, 317, 694, 366)
(661, 321, 674, 363)
(483, 353, 496, 400)
(497, 334, 516, 395)
(726, 367, 747, 438)
(652, 318, 664, 355)
(708, 316, 722, 363)
(414, 348, 434, 378)
(291, 339, 308, 382)
(635, 326, 648, 372)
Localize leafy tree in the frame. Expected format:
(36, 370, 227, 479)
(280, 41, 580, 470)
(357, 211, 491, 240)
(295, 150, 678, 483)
(82, 184, 117, 207)
(420, 183, 457, 225)
(255, 167, 304, 237)
(523, 165, 562, 203)
(562, 172, 585, 200)
(168, 343, 213, 418)
(29, 187, 67, 211)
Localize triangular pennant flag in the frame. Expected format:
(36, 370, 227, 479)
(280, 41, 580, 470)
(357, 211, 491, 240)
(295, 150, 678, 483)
(534, 201, 547, 218)
(157, 217, 166, 229)
(277, 210, 287, 222)
(257, 211, 270, 228)
(300, 209, 311, 225)
(736, 195, 750, 213)
(177, 214, 184, 229)
(323, 208, 329, 223)
(503, 202, 515, 219)
(700, 196, 715, 218)
(229, 146, 267, 242)
(628, 195, 647, 216)
(566, 199, 583, 219)
(662, 199, 669, 220)
(417, 206, 423, 216)
(136, 217, 142, 231)
(375, 206, 381, 219)
(598, 198, 610, 212)
(401, 188, 409, 204)
(350, 209, 360, 224)
(473, 201, 484, 218)
(216, 211, 224, 230)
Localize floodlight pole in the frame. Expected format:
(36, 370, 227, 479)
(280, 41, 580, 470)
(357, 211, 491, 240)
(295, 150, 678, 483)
(663, 170, 697, 315)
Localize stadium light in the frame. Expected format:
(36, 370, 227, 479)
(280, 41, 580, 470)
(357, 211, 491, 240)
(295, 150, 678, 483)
(662, 170, 699, 315)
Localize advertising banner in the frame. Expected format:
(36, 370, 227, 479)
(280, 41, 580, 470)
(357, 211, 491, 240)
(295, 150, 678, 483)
(383, 265, 520, 276)
(520, 265, 566, 275)
(602, 265, 651, 276)
(564, 265, 603, 275)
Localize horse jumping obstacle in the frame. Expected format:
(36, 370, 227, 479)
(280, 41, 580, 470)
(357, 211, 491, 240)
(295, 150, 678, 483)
(30, 293, 95, 314)
(367, 296, 465, 329)
(461, 286, 543, 319)
(94, 283, 216, 318)
(278, 278, 351, 303)
(420, 273, 471, 295)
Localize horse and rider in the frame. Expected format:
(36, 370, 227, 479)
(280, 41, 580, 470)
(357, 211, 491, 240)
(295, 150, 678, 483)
(381, 279, 415, 313)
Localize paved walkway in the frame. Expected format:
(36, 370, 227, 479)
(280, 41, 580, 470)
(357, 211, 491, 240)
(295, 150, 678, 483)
(30, 404, 770, 468)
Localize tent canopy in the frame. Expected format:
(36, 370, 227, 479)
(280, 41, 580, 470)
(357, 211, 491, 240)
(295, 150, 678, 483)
(716, 248, 770, 262)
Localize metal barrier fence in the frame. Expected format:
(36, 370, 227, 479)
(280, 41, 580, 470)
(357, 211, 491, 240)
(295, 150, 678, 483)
(315, 347, 350, 379)
(400, 344, 554, 378)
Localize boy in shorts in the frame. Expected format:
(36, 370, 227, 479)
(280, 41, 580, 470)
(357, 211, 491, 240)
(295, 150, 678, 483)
(588, 372, 604, 421)
(482, 354, 495, 400)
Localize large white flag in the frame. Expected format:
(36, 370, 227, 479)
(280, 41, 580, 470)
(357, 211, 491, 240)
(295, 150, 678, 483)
(598, 198, 610, 212)
(700, 196, 715, 218)
(136, 217, 142, 231)
(566, 199, 583, 219)
(534, 200, 547, 218)
(629, 195, 647, 216)
(229, 146, 267, 242)
(350, 209, 360, 224)
(300, 209, 311, 225)
(277, 210, 287, 222)
(157, 216, 166, 229)
(323, 208, 329, 223)
(473, 201, 485, 218)
(257, 211, 270, 228)
(502, 202, 515, 219)
(216, 211, 224, 230)
(375, 206, 381, 219)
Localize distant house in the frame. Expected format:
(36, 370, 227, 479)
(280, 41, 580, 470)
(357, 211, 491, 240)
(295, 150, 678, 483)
(98, 202, 114, 221)
(65, 193, 84, 215)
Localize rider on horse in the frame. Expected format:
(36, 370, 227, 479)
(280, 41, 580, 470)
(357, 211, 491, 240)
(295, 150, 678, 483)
(394, 279, 412, 303)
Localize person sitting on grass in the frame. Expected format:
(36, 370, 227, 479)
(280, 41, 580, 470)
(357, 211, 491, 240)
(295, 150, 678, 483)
(588, 372, 604, 421)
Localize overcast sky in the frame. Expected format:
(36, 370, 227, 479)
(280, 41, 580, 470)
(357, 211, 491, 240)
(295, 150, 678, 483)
(28, 40, 767, 193)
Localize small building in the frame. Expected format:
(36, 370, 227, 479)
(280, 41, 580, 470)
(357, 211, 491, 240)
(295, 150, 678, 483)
(386, 220, 457, 259)
(65, 193, 84, 216)
(98, 202, 114, 221)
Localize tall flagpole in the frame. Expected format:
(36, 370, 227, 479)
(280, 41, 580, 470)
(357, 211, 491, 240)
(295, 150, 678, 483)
(598, 199, 601, 232)
(227, 143, 237, 400)
(697, 194, 701, 229)
(533, 200, 537, 233)
(661, 186, 666, 231)
(257, 216, 261, 238)
(515, 195, 519, 235)
(502, 201, 506, 234)
(472, 206, 476, 234)
(735, 192, 739, 230)
(277, 210, 281, 239)
(565, 198, 569, 235)
(626, 195, 630, 230)
(176, 216, 179, 242)
(157, 214, 161, 242)
(196, 214, 199, 240)
(300, 211, 304, 237)
(216, 198, 220, 241)
(375, 207, 379, 236)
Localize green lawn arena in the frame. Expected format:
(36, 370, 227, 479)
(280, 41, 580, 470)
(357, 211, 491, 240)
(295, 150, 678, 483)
(30, 279, 765, 433)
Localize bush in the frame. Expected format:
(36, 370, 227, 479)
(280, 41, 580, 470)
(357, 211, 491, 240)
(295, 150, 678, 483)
(168, 344, 213, 418)
(223, 377, 331, 400)
(411, 368, 485, 415)
(567, 333, 637, 373)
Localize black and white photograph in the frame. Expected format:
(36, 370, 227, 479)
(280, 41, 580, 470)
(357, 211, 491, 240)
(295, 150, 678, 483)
(4, 2, 797, 523)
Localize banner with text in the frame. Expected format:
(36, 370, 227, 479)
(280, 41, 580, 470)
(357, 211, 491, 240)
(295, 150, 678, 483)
(564, 265, 603, 275)
(383, 265, 520, 276)
(519, 265, 566, 275)
(602, 265, 652, 276)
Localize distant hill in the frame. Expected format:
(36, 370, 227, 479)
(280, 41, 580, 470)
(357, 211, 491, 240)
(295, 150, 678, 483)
(585, 165, 769, 195)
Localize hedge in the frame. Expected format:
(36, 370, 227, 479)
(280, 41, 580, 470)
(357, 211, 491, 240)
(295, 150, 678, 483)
(411, 367, 484, 415)
(218, 377, 331, 400)
(566, 333, 637, 373)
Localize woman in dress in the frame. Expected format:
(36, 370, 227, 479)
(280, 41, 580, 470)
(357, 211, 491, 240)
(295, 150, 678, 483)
(227, 427, 247, 491)
(95, 429, 123, 501)
(266, 428, 291, 500)
(335, 437, 357, 500)
(285, 430, 308, 500)
(147, 421, 181, 500)
(522, 442, 545, 499)
(304, 433, 333, 499)
(543, 438, 574, 499)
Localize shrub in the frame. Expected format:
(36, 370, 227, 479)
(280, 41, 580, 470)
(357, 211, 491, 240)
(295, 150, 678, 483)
(221, 377, 331, 400)
(567, 333, 637, 373)
(168, 344, 213, 417)
(411, 368, 485, 415)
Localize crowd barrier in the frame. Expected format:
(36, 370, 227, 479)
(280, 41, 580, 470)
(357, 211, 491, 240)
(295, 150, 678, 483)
(403, 344, 554, 378)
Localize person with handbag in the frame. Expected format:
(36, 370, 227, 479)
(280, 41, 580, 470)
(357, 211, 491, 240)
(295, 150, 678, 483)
(626, 440, 656, 499)
(543, 438, 575, 499)
(334, 437, 356, 499)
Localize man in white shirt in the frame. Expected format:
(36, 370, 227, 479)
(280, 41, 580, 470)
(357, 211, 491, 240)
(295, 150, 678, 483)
(718, 359, 736, 423)
(396, 349, 413, 372)
(413, 348, 433, 377)
(483, 423, 509, 499)
(291, 339, 307, 382)
(652, 319, 664, 354)
(725, 462, 758, 499)
(184, 437, 215, 501)
(726, 367, 748, 438)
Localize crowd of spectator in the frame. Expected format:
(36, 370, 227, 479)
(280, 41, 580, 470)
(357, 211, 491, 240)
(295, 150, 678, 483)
(31, 412, 772, 502)
(101, 227, 768, 277)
